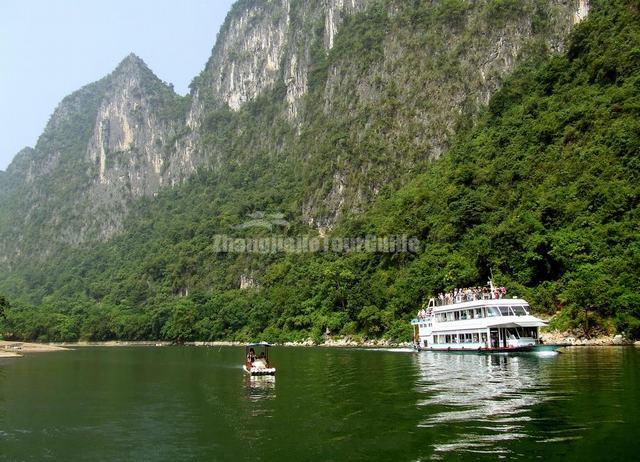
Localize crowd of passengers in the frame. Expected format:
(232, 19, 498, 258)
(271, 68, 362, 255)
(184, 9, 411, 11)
(436, 286, 507, 306)
(415, 286, 508, 319)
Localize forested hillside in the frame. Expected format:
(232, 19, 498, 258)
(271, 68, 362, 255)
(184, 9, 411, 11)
(1, 0, 638, 343)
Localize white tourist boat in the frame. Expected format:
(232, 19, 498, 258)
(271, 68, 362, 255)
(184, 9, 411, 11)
(411, 282, 548, 352)
(243, 342, 277, 376)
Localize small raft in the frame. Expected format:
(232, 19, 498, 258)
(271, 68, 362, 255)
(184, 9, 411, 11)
(243, 342, 276, 376)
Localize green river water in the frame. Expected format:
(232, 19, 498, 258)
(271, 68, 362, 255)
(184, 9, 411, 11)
(0, 346, 638, 461)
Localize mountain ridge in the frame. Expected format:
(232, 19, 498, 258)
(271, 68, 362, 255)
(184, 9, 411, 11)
(1, 1, 589, 253)
(7, 0, 639, 345)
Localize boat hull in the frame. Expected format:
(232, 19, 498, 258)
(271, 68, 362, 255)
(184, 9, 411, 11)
(243, 365, 276, 376)
(416, 345, 535, 354)
(532, 343, 568, 352)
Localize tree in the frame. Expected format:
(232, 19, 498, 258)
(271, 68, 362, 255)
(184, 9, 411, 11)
(0, 295, 8, 319)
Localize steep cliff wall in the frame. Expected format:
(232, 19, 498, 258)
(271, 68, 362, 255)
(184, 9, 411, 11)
(183, 0, 590, 232)
(299, 0, 590, 230)
(0, 54, 187, 258)
(0, 0, 591, 262)
(189, 0, 369, 123)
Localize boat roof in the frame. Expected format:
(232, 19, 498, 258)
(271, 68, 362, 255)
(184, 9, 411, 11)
(431, 298, 529, 312)
(246, 342, 273, 347)
(486, 319, 548, 328)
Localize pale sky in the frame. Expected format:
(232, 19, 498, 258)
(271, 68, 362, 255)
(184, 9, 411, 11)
(0, 0, 235, 170)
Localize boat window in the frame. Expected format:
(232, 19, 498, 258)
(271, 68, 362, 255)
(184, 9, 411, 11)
(464, 333, 473, 343)
(475, 308, 483, 318)
(472, 333, 479, 342)
(512, 305, 527, 316)
(467, 309, 474, 319)
(487, 306, 501, 317)
(499, 306, 512, 316)
(507, 328, 520, 339)
(446, 312, 454, 322)
(460, 310, 467, 320)
(445, 335, 452, 343)
(481, 332, 488, 343)
(454, 311, 461, 321)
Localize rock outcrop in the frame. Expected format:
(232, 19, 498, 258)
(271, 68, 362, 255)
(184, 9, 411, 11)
(0, 54, 187, 253)
(189, 0, 369, 123)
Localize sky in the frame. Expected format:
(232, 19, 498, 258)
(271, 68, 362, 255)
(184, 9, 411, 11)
(0, 0, 235, 171)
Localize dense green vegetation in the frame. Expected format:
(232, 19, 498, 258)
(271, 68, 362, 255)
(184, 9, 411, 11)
(0, 0, 638, 343)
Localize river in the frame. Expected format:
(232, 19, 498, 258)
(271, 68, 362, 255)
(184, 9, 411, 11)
(0, 346, 638, 461)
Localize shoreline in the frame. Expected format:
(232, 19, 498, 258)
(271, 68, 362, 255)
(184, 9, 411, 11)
(0, 350, 21, 358)
(50, 336, 640, 349)
(54, 339, 415, 349)
(539, 332, 637, 347)
(3, 334, 639, 351)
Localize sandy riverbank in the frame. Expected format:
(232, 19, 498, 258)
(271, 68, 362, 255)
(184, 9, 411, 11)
(0, 350, 21, 358)
(0, 341, 68, 355)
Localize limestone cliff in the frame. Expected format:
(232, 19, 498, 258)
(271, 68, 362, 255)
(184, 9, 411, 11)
(0, 54, 187, 258)
(0, 0, 591, 262)
(189, 0, 369, 123)
(82, 54, 191, 239)
(300, 0, 590, 229)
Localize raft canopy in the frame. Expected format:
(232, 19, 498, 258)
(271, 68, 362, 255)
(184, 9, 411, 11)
(246, 342, 273, 347)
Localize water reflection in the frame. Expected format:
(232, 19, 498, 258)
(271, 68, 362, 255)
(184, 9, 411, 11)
(244, 375, 276, 407)
(414, 352, 568, 458)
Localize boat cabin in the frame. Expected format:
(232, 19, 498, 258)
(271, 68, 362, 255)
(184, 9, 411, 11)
(411, 295, 547, 352)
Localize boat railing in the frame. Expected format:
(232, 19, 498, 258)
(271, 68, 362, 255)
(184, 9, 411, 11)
(430, 293, 506, 307)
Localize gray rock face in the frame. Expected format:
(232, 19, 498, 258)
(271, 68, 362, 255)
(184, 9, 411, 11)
(87, 54, 182, 197)
(0, 54, 187, 251)
(189, 0, 369, 123)
(302, 0, 590, 230)
(78, 54, 193, 239)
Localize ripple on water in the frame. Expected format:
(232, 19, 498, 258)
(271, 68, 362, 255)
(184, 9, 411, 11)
(413, 351, 578, 457)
